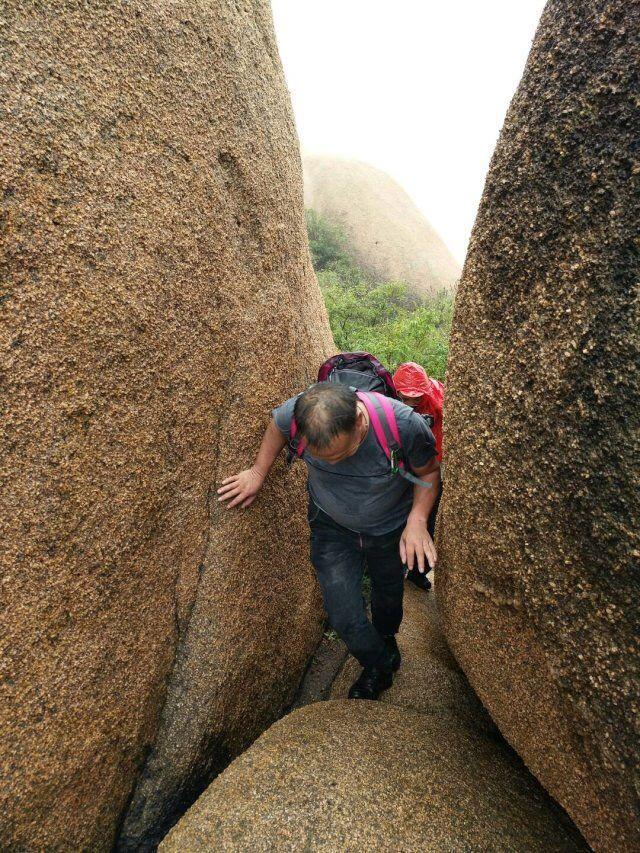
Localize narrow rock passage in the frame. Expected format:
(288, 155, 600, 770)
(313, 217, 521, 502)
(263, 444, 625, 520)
(330, 584, 495, 731)
(160, 586, 587, 851)
(289, 631, 349, 710)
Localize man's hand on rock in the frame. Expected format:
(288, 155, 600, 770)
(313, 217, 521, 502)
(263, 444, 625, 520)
(217, 467, 265, 509)
(400, 514, 437, 574)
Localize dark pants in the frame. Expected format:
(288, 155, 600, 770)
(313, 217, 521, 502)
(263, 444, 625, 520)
(309, 502, 404, 672)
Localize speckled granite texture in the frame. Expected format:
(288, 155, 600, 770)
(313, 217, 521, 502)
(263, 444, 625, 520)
(438, 1, 639, 849)
(0, 2, 332, 850)
(160, 587, 587, 851)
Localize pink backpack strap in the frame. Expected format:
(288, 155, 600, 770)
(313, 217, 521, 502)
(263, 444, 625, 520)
(355, 390, 404, 467)
(289, 417, 306, 457)
(356, 391, 432, 489)
(371, 392, 402, 446)
(359, 397, 390, 459)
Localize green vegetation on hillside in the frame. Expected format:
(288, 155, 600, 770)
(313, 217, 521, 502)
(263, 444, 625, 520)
(306, 209, 453, 381)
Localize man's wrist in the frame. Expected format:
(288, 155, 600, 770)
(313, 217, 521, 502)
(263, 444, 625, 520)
(407, 509, 428, 524)
(251, 464, 267, 482)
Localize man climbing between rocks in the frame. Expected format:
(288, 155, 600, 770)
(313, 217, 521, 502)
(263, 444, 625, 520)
(392, 361, 445, 593)
(218, 375, 440, 701)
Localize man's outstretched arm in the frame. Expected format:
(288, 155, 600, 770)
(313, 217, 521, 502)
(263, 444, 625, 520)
(217, 418, 288, 509)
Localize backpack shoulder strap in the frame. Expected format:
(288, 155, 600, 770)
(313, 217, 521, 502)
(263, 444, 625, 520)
(356, 391, 432, 489)
(289, 417, 306, 457)
(355, 390, 399, 461)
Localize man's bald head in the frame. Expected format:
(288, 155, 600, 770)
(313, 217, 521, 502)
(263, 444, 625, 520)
(293, 383, 358, 451)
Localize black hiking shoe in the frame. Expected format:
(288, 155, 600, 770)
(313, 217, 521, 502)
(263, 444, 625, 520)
(383, 635, 401, 672)
(348, 666, 393, 701)
(407, 567, 432, 592)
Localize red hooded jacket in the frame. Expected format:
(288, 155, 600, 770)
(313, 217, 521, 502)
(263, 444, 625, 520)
(392, 362, 444, 461)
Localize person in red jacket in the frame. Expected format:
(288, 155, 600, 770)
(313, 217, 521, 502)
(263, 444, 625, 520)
(393, 362, 444, 461)
(392, 362, 444, 591)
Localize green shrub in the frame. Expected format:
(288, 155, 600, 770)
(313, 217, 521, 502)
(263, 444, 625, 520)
(345, 291, 453, 380)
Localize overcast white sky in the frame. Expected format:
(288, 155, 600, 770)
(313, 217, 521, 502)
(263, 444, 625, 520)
(270, 0, 547, 263)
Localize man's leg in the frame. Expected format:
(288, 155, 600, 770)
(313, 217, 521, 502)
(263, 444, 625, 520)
(310, 509, 390, 672)
(366, 526, 405, 647)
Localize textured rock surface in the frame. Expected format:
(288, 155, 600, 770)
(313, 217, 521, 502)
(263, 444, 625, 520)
(0, 2, 331, 850)
(161, 586, 586, 851)
(303, 155, 460, 297)
(438, 2, 639, 850)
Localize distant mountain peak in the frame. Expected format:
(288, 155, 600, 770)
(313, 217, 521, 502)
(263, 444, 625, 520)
(303, 154, 460, 297)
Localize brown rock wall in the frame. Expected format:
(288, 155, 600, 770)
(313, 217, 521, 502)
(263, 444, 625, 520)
(438, 1, 639, 849)
(0, 1, 331, 849)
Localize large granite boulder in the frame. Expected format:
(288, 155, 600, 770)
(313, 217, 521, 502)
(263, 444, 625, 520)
(160, 587, 586, 851)
(303, 155, 460, 297)
(0, 2, 331, 850)
(438, 1, 639, 849)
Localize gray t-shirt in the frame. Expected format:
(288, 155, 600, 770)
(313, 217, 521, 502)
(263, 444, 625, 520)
(272, 394, 436, 535)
